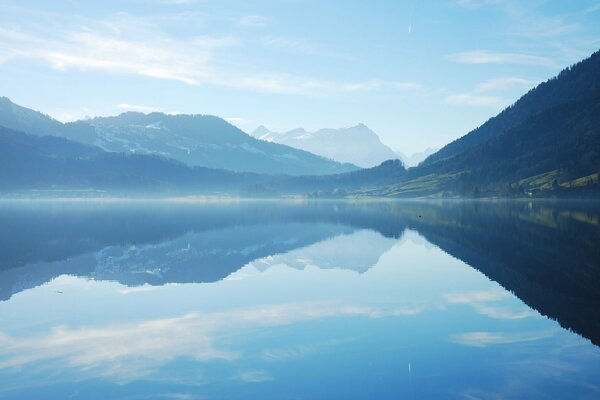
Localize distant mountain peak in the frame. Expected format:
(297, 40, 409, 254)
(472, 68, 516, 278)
(0, 95, 64, 137)
(0, 98, 357, 176)
(249, 124, 399, 168)
(286, 127, 308, 135)
(252, 125, 271, 136)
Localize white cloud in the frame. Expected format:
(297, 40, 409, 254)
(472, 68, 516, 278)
(117, 103, 162, 113)
(0, 14, 421, 96)
(449, 330, 555, 347)
(0, 22, 224, 85)
(0, 301, 424, 382)
(475, 77, 538, 92)
(445, 93, 508, 108)
(225, 117, 249, 124)
(118, 284, 160, 294)
(341, 80, 422, 92)
(444, 289, 510, 304)
(447, 50, 557, 68)
(444, 289, 537, 320)
(474, 304, 537, 320)
(237, 15, 269, 28)
(513, 16, 578, 38)
(236, 370, 273, 383)
(159, 0, 195, 4)
(454, 0, 501, 8)
(444, 76, 539, 108)
(260, 35, 316, 54)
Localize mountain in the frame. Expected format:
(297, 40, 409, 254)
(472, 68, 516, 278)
(0, 126, 270, 194)
(0, 97, 64, 137)
(250, 229, 396, 273)
(251, 124, 399, 168)
(396, 147, 437, 167)
(0, 201, 407, 300)
(372, 50, 600, 197)
(244, 159, 406, 197)
(401, 201, 600, 345)
(0, 98, 357, 176)
(2, 200, 599, 346)
(0, 122, 406, 197)
(0, 124, 406, 197)
(423, 50, 600, 167)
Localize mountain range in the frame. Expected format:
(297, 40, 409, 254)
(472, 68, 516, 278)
(396, 147, 438, 167)
(251, 124, 435, 167)
(2, 200, 599, 345)
(0, 49, 599, 198)
(0, 125, 273, 194)
(0, 97, 356, 176)
(251, 124, 399, 168)
(360, 49, 600, 198)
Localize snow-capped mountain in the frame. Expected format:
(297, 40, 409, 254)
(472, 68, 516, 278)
(251, 124, 399, 168)
(0, 97, 357, 176)
(396, 148, 438, 167)
(249, 229, 396, 273)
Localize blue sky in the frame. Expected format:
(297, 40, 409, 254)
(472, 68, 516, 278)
(0, 1, 599, 154)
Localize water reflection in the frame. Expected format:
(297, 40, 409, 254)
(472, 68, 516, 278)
(0, 200, 598, 399)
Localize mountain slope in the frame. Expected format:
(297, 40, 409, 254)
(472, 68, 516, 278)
(416, 95, 600, 192)
(251, 124, 399, 168)
(423, 49, 600, 166)
(0, 97, 65, 137)
(0, 126, 270, 194)
(71, 113, 358, 175)
(396, 147, 437, 167)
(0, 98, 357, 176)
(244, 159, 406, 197)
(372, 50, 600, 197)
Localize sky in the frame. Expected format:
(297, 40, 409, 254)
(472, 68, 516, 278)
(0, 1, 599, 155)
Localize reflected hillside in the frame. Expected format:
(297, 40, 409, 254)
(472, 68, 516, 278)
(249, 229, 397, 273)
(0, 199, 599, 346)
(0, 201, 408, 300)
(402, 200, 600, 346)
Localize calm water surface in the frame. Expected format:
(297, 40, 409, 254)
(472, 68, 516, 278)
(0, 200, 599, 399)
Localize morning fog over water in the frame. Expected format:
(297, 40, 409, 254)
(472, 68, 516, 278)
(0, 199, 599, 399)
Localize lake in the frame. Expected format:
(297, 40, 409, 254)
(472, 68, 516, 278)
(0, 199, 599, 399)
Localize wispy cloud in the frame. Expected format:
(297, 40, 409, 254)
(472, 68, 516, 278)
(225, 116, 249, 124)
(0, 13, 418, 97)
(0, 300, 424, 383)
(117, 103, 162, 113)
(454, 0, 501, 9)
(444, 76, 538, 108)
(159, 0, 195, 4)
(473, 304, 537, 320)
(513, 16, 579, 38)
(474, 76, 538, 91)
(260, 35, 316, 53)
(0, 22, 226, 85)
(445, 93, 507, 108)
(444, 289, 537, 320)
(261, 337, 355, 362)
(341, 80, 422, 92)
(449, 330, 555, 347)
(237, 15, 269, 28)
(445, 289, 510, 304)
(236, 370, 273, 383)
(447, 50, 557, 68)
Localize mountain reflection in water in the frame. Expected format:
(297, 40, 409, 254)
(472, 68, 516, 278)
(0, 199, 598, 399)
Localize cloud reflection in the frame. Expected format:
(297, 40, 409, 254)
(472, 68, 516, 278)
(0, 301, 424, 382)
(449, 330, 556, 347)
(444, 289, 536, 320)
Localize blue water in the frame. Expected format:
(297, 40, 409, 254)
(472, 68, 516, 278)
(0, 200, 598, 399)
